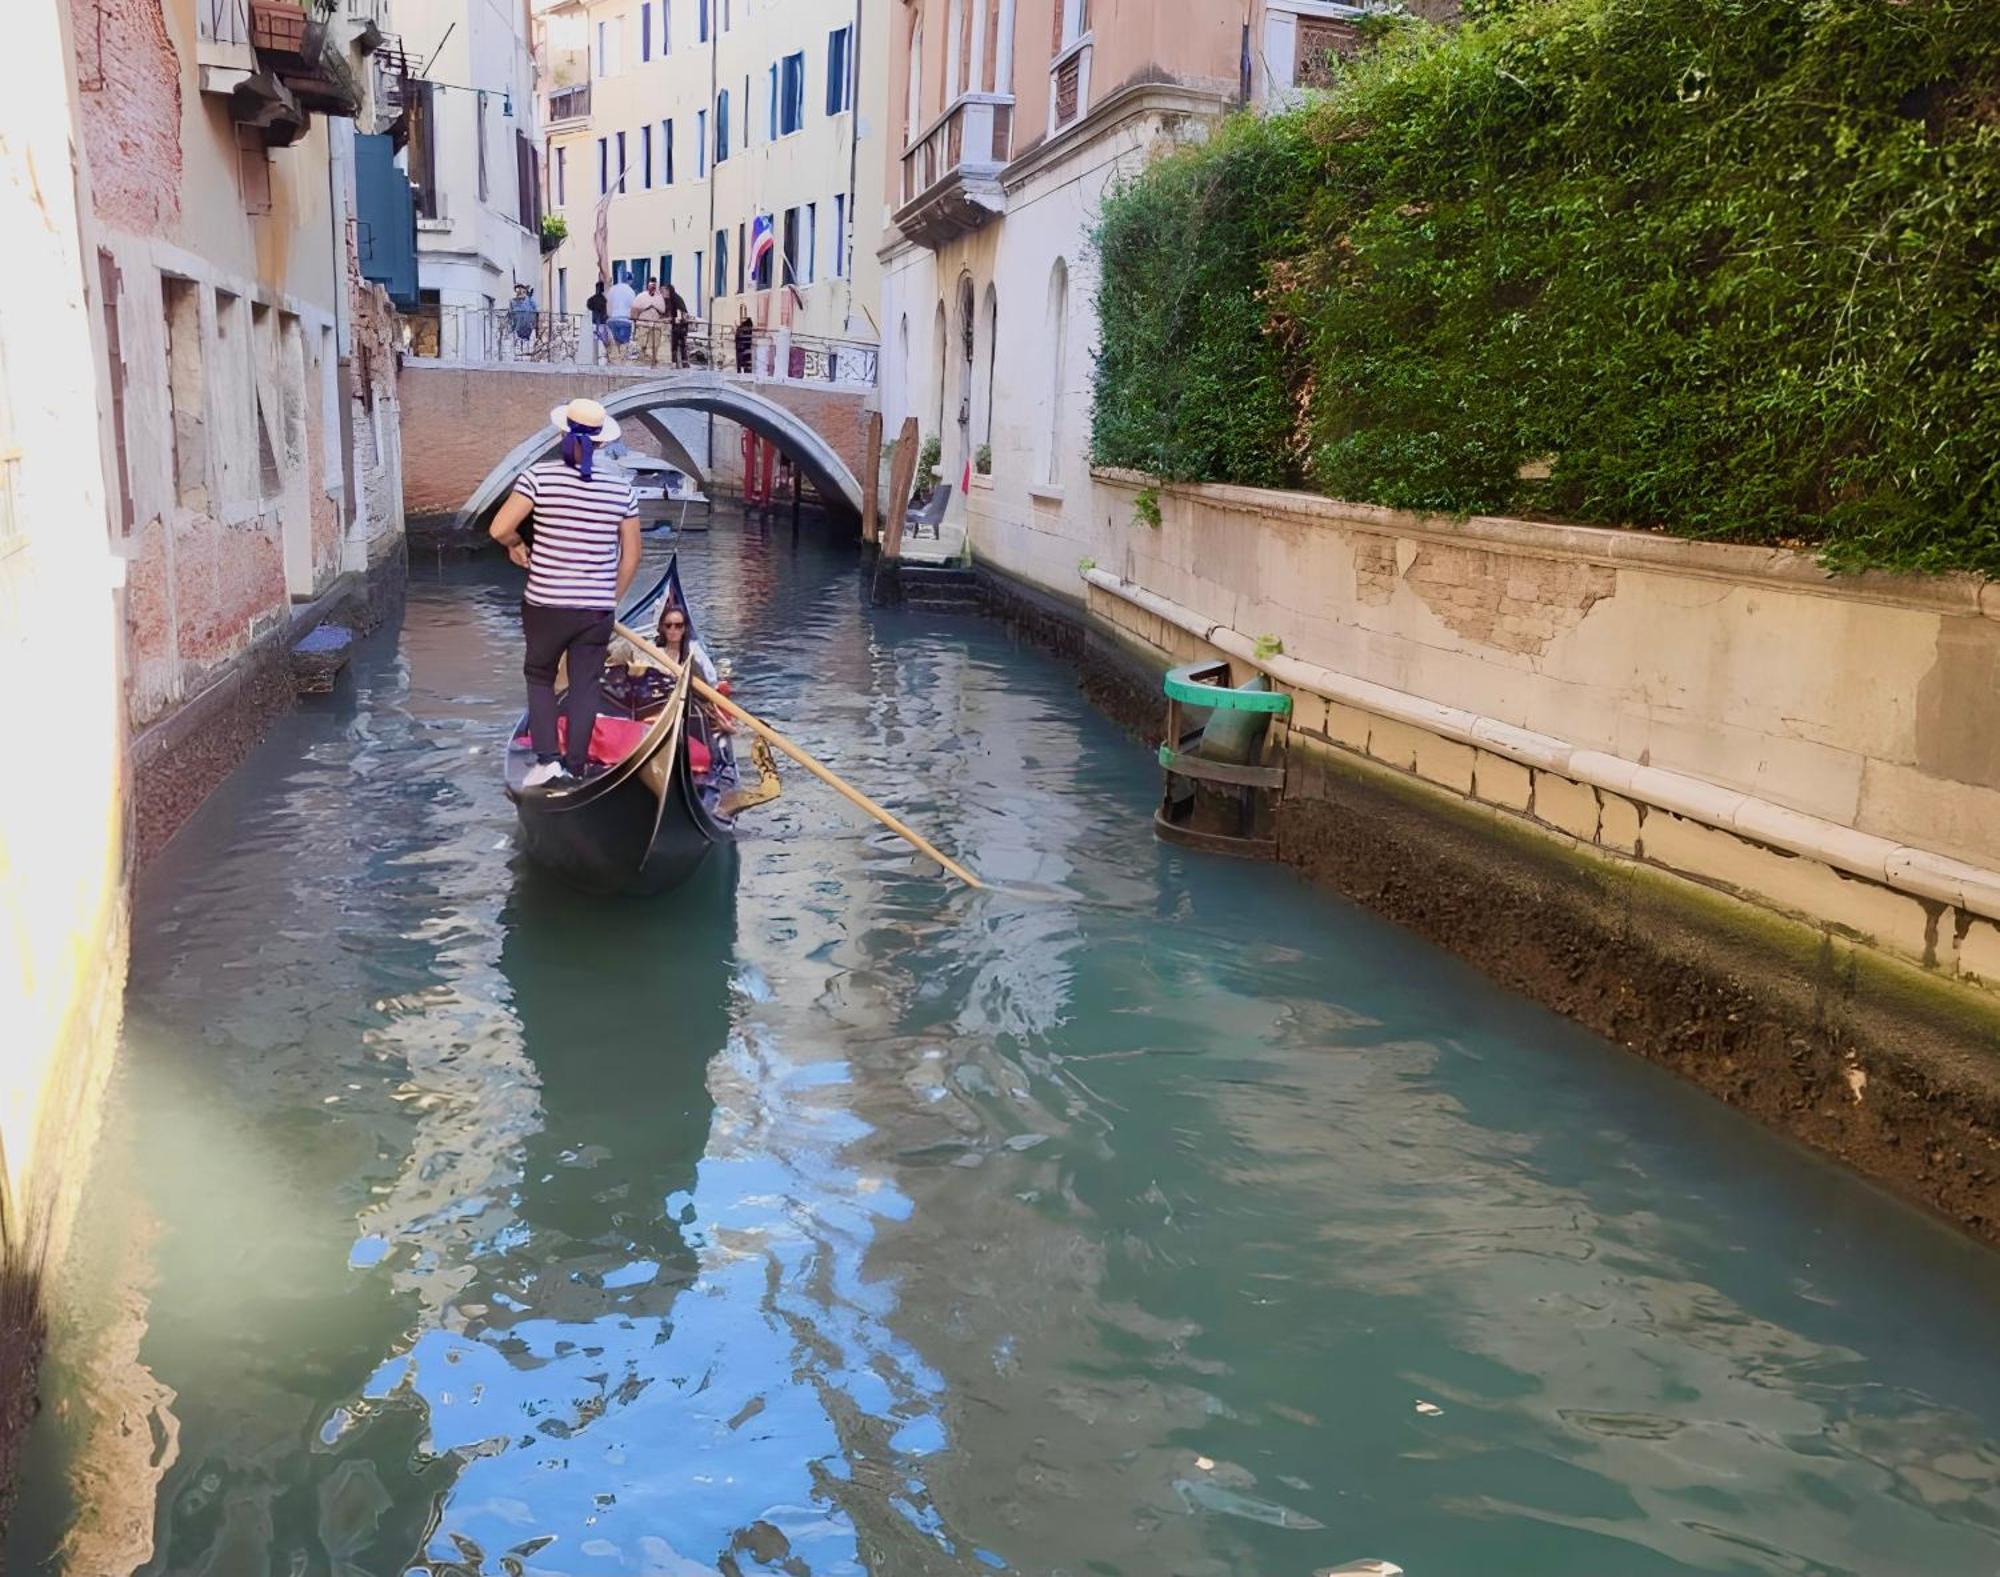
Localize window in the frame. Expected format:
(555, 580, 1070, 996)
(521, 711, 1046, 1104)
(805, 201, 817, 285)
(555, 144, 566, 205)
(1043, 258, 1068, 483)
(697, 0, 708, 43)
(738, 220, 748, 293)
(694, 248, 705, 315)
(161, 276, 206, 508)
(905, 23, 923, 144)
(659, 254, 672, 289)
(628, 257, 651, 288)
(476, 92, 490, 202)
(661, 119, 674, 183)
(767, 63, 778, 141)
(696, 109, 707, 176)
(98, 252, 133, 534)
(213, 288, 261, 512)
(1055, 0, 1087, 50)
(826, 26, 852, 114)
(642, 124, 653, 187)
(250, 302, 282, 501)
(715, 89, 730, 162)
(779, 51, 805, 135)
(660, 0, 670, 53)
(833, 193, 846, 276)
(516, 131, 539, 229)
(557, 265, 568, 314)
(781, 206, 799, 287)
(641, 1, 651, 60)
(722, 0, 731, 31)
(713, 231, 728, 299)
(597, 136, 607, 195)
(946, 0, 963, 99)
(615, 129, 627, 193)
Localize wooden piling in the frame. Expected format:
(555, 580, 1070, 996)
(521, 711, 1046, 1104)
(859, 410, 882, 545)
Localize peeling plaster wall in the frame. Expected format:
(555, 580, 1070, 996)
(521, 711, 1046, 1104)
(75, 0, 405, 742)
(1070, 472, 2000, 871)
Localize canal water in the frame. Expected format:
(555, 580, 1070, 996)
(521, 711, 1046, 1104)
(12, 517, 2000, 1576)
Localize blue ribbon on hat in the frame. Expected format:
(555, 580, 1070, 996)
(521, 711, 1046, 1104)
(561, 417, 600, 479)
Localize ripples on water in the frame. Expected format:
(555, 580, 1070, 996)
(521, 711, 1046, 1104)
(12, 520, 2000, 1576)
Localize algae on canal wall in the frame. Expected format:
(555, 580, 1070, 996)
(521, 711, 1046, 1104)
(973, 562, 2000, 1246)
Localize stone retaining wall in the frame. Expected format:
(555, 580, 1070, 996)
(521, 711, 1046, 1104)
(1000, 472, 2000, 868)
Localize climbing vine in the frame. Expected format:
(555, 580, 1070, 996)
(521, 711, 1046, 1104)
(1092, 0, 2000, 574)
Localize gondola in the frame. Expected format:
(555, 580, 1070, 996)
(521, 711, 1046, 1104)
(504, 557, 766, 896)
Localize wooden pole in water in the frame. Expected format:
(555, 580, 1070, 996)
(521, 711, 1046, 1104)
(859, 409, 882, 545)
(613, 621, 984, 889)
(879, 415, 919, 564)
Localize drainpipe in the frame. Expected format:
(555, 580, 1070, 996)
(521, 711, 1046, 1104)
(706, 2, 718, 470)
(842, 0, 861, 333)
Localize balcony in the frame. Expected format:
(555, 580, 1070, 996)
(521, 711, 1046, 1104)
(894, 91, 1013, 250)
(548, 82, 592, 126)
(249, 0, 362, 118)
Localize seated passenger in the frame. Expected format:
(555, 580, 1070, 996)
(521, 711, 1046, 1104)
(655, 605, 717, 685)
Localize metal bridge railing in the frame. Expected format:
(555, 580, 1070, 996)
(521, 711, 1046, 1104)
(401, 305, 879, 388)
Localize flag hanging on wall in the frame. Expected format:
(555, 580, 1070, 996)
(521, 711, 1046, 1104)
(750, 213, 776, 280)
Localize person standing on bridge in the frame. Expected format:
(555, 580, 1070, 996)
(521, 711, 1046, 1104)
(587, 281, 611, 363)
(632, 278, 669, 365)
(606, 273, 638, 361)
(489, 397, 642, 790)
(665, 280, 691, 367)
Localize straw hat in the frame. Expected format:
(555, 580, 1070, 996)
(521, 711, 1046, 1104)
(549, 396, 621, 445)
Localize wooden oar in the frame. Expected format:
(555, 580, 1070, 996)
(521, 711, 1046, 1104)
(614, 622, 985, 890)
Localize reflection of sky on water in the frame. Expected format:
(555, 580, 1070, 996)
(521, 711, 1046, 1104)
(365, 1020, 958, 1575)
(21, 529, 2000, 1577)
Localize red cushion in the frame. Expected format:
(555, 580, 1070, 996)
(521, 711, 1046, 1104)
(512, 715, 707, 771)
(514, 714, 650, 766)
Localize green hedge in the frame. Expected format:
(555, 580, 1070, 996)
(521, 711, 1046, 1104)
(1090, 0, 2000, 574)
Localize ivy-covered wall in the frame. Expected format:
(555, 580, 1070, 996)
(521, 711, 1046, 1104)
(1090, 0, 2000, 574)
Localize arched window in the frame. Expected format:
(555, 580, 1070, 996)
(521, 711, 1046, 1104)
(1043, 257, 1068, 485)
(906, 22, 923, 145)
(956, 273, 976, 481)
(933, 299, 948, 454)
(980, 283, 999, 457)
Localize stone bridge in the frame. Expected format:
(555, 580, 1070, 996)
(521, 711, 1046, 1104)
(399, 361, 874, 528)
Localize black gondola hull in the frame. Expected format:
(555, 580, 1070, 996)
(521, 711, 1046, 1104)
(503, 558, 738, 897)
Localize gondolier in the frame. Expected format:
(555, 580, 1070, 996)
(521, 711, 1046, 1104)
(488, 397, 642, 790)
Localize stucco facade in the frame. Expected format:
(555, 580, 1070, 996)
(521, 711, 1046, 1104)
(401, 0, 547, 310)
(879, 0, 1245, 535)
(537, 0, 885, 346)
(2, 0, 131, 1429)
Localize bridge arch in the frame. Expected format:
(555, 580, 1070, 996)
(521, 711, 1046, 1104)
(452, 372, 864, 531)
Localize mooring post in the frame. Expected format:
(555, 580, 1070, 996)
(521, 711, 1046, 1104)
(874, 415, 921, 604)
(859, 410, 883, 546)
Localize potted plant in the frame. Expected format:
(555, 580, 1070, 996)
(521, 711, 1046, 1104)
(540, 213, 568, 254)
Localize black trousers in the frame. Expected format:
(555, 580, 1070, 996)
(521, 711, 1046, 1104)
(522, 600, 613, 771)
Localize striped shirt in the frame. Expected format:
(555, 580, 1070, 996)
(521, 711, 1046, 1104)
(512, 460, 637, 609)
